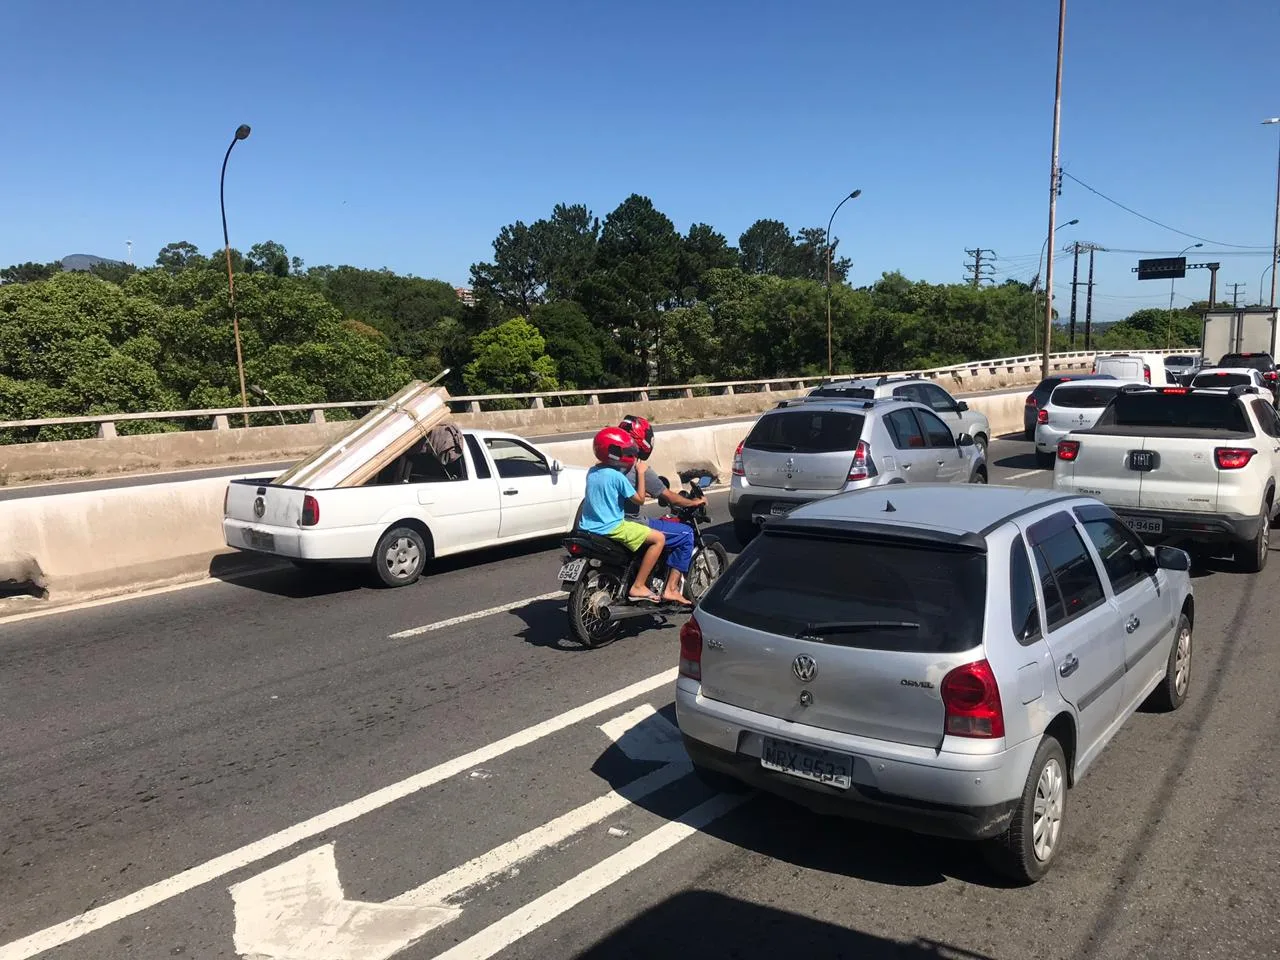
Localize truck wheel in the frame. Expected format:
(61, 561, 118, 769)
(372, 525, 428, 587)
(1234, 500, 1271, 574)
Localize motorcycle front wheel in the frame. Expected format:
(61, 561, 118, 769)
(684, 542, 729, 603)
(568, 571, 626, 648)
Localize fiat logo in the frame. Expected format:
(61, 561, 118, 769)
(792, 654, 818, 682)
(253, 496, 266, 519)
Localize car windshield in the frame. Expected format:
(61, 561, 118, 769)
(1051, 384, 1121, 408)
(1219, 354, 1273, 371)
(699, 529, 986, 653)
(1103, 392, 1250, 431)
(744, 410, 865, 453)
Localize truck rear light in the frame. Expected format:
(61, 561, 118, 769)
(732, 441, 745, 477)
(679, 616, 703, 681)
(1037, 409, 1049, 424)
(1057, 439, 1080, 461)
(301, 495, 321, 526)
(1143, 364, 1151, 383)
(941, 659, 1004, 739)
(847, 440, 872, 481)
(1214, 447, 1257, 470)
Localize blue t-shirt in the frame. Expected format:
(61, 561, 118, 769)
(579, 465, 636, 535)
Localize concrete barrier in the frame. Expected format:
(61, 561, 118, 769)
(0, 390, 1031, 616)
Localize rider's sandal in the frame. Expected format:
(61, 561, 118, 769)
(628, 591, 661, 604)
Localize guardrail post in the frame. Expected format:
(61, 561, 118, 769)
(588, 394, 600, 406)
(213, 415, 230, 430)
(468, 401, 482, 414)
(310, 409, 326, 424)
(761, 383, 772, 393)
(637, 391, 649, 402)
(529, 397, 544, 409)
(97, 421, 117, 439)
(682, 388, 694, 399)
(723, 384, 735, 396)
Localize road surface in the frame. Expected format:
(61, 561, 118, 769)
(5, 437, 1272, 960)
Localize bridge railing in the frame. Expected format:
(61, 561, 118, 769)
(0, 348, 1190, 441)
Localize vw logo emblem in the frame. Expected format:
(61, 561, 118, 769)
(792, 654, 818, 683)
(253, 496, 266, 519)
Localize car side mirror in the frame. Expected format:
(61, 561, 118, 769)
(550, 459, 563, 475)
(956, 400, 969, 413)
(957, 433, 975, 447)
(1154, 545, 1191, 572)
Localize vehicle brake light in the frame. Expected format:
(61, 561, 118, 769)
(567, 542, 584, 556)
(732, 440, 745, 477)
(301, 495, 320, 526)
(941, 659, 1004, 738)
(1143, 364, 1152, 383)
(1025, 394, 1038, 407)
(1266, 371, 1278, 383)
(1037, 409, 1049, 424)
(1214, 447, 1257, 470)
(1057, 439, 1080, 461)
(1160, 387, 1188, 394)
(848, 440, 872, 481)
(679, 616, 703, 681)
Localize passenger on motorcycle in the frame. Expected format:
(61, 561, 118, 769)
(578, 427, 667, 604)
(618, 415, 704, 607)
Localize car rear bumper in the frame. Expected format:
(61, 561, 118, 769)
(676, 681, 1028, 841)
(1111, 507, 1262, 544)
(728, 482, 872, 521)
(1034, 423, 1072, 453)
(223, 519, 379, 560)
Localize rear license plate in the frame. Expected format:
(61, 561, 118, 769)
(558, 558, 587, 583)
(1123, 516, 1164, 535)
(245, 528, 275, 550)
(1128, 450, 1156, 471)
(760, 737, 852, 789)
(769, 503, 794, 517)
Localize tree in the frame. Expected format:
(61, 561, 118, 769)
(677, 223, 737, 302)
(155, 242, 206, 273)
(738, 220, 795, 276)
(245, 241, 292, 277)
(470, 221, 544, 317)
(1, 261, 63, 284)
(462, 317, 559, 397)
(531, 300, 618, 390)
(792, 226, 851, 283)
(469, 203, 600, 316)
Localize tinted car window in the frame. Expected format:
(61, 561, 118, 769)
(1101, 392, 1250, 432)
(918, 409, 956, 447)
(1252, 399, 1280, 438)
(700, 531, 987, 653)
(1219, 353, 1274, 372)
(484, 438, 550, 478)
(921, 384, 956, 413)
(745, 411, 865, 453)
(1081, 518, 1147, 596)
(1051, 385, 1121, 408)
(1192, 372, 1253, 388)
(885, 409, 926, 449)
(1031, 525, 1105, 630)
(1009, 538, 1041, 644)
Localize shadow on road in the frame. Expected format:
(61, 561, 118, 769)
(991, 450, 1042, 471)
(572, 890, 997, 959)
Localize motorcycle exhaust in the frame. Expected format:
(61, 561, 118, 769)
(599, 601, 686, 622)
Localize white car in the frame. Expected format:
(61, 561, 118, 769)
(1053, 383, 1280, 572)
(224, 428, 587, 586)
(1033, 379, 1128, 468)
(1189, 367, 1270, 393)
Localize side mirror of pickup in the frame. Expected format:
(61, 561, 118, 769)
(1153, 545, 1191, 572)
(956, 400, 970, 413)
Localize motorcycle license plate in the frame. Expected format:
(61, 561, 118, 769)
(559, 558, 587, 583)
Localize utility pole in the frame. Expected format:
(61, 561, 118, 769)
(1068, 242, 1081, 346)
(964, 248, 996, 287)
(1083, 245, 1096, 350)
(1226, 282, 1246, 307)
(1208, 262, 1219, 309)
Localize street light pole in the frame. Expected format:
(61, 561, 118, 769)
(221, 123, 252, 427)
(825, 189, 861, 377)
(1033, 219, 1078, 352)
(1168, 243, 1203, 346)
(1041, 0, 1067, 380)
(1264, 118, 1280, 309)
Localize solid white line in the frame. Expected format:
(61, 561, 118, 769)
(1003, 469, 1040, 481)
(0, 668, 679, 960)
(431, 790, 749, 960)
(388, 592, 564, 639)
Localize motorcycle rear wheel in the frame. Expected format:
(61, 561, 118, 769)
(568, 572, 626, 648)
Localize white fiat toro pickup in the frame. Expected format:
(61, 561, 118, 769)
(1052, 383, 1280, 572)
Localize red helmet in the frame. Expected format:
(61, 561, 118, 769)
(593, 426, 638, 468)
(618, 414, 654, 460)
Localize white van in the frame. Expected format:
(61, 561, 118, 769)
(1092, 352, 1170, 386)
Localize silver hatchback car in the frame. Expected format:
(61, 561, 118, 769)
(677, 485, 1194, 883)
(806, 375, 992, 452)
(729, 398, 987, 545)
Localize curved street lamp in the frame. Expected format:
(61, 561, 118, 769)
(221, 124, 252, 427)
(1264, 118, 1280, 309)
(1167, 243, 1202, 347)
(1034, 219, 1078, 352)
(825, 189, 861, 376)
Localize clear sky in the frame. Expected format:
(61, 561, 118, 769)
(2, 0, 1278, 323)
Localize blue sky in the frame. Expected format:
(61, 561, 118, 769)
(2, 0, 1278, 323)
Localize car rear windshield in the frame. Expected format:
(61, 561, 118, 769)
(699, 530, 986, 653)
(1193, 373, 1252, 388)
(1100, 392, 1249, 431)
(1166, 356, 1197, 365)
(744, 410, 865, 453)
(809, 385, 875, 399)
(1219, 354, 1273, 371)
(1052, 384, 1120, 408)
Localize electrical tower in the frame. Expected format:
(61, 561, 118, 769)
(1225, 282, 1246, 307)
(964, 248, 997, 287)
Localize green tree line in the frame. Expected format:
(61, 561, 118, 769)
(0, 193, 1202, 442)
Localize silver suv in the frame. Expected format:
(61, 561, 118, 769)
(729, 397, 987, 545)
(806, 376, 992, 452)
(677, 484, 1194, 883)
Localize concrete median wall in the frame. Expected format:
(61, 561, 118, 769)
(0, 389, 1030, 616)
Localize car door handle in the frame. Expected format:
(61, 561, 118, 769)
(1059, 654, 1079, 678)
(1125, 616, 1140, 634)
(503, 489, 519, 496)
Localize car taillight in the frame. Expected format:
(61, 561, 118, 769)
(1037, 409, 1049, 424)
(301, 495, 320, 526)
(1057, 439, 1080, 461)
(1214, 447, 1257, 470)
(941, 659, 1004, 738)
(1025, 394, 1038, 407)
(1143, 364, 1151, 383)
(848, 440, 872, 481)
(679, 616, 703, 681)
(1266, 371, 1278, 383)
(732, 440, 745, 477)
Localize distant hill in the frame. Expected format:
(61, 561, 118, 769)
(61, 254, 123, 272)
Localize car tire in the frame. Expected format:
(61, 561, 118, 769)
(1147, 611, 1192, 712)
(1035, 451, 1056, 470)
(973, 433, 988, 455)
(733, 517, 758, 548)
(1234, 499, 1271, 573)
(372, 525, 429, 587)
(983, 735, 1068, 885)
(970, 466, 988, 484)
(1023, 426, 1035, 441)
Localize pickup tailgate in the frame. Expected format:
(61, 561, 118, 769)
(224, 479, 308, 555)
(1057, 433, 1142, 508)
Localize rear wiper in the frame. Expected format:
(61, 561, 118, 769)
(798, 620, 921, 637)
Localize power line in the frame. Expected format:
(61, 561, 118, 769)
(963, 247, 997, 286)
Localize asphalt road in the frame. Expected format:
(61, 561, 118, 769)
(4, 436, 1275, 960)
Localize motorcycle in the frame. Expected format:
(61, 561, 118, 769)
(557, 471, 730, 648)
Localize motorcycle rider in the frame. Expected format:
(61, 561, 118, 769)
(618, 415, 705, 607)
(578, 426, 667, 604)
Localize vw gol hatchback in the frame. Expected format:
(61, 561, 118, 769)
(677, 485, 1194, 882)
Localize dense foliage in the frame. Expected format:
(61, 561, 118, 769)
(0, 193, 1202, 442)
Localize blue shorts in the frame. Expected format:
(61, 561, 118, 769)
(645, 518, 694, 573)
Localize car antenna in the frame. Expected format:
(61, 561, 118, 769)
(883, 499, 896, 512)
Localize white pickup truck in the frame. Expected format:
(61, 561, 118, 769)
(224, 428, 587, 586)
(1052, 383, 1280, 572)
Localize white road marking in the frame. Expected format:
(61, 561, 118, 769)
(0, 668, 678, 960)
(431, 791, 749, 960)
(388, 592, 564, 639)
(1002, 469, 1040, 481)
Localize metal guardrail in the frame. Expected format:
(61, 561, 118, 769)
(0, 349, 1190, 440)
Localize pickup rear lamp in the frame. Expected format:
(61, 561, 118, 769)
(1214, 447, 1257, 470)
(1143, 364, 1152, 383)
(1057, 439, 1080, 461)
(301, 495, 321, 526)
(1160, 387, 1188, 394)
(1025, 394, 1038, 407)
(1036, 409, 1049, 424)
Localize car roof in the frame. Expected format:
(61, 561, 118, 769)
(815, 374, 927, 390)
(774, 396, 922, 416)
(780, 484, 1081, 539)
